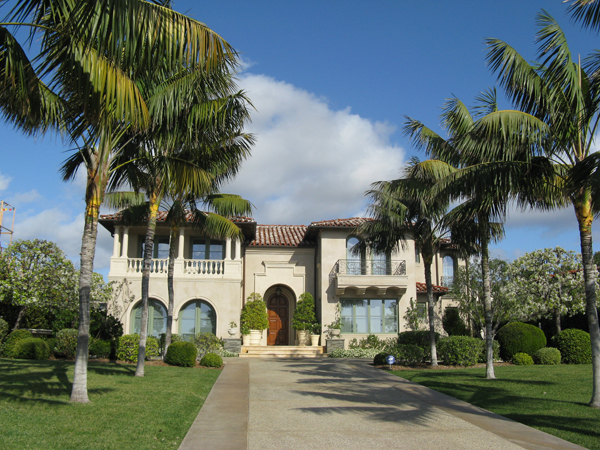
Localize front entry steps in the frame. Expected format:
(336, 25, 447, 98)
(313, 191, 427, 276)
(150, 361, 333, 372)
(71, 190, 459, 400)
(239, 345, 325, 358)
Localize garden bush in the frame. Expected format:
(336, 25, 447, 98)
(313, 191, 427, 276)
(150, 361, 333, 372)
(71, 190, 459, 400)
(477, 340, 500, 363)
(54, 328, 78, 359)
(373, 352, 387, 365)
(442, 308, 469, 336)
(12, 337, 50, 360)
(383, 344, 424, 365)
(89, 339, 111, 358)
(513, 352, 534, 365)
(116, 334, 159, 362)
(348, 334, 395, 350)
(497, 322, 546, 361)
(200, 352, 223, 368)
(165, 341, 197, 367)
(45, 338, 56, 355)
(437, 336, 483, 366)
(328, 348, 380, 358)
(397, 330, 440, 362)
(192, 332, 223, 360)
(3, 329, 33, 358)
(240, 293, 268, 331)
(0, 318, 8, 343)
(551, 329, 592, 364)
(533, 347, 561, 365)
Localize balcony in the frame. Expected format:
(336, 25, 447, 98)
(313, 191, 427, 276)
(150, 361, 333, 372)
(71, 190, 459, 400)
(110, 257, 240, 279)
(331, 259, 408, 296)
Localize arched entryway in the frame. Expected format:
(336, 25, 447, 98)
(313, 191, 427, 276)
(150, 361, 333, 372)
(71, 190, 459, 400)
(266, 287, 291, 346)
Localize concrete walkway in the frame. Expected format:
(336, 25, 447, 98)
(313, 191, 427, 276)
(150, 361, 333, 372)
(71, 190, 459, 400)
(179, 358, 587, 450)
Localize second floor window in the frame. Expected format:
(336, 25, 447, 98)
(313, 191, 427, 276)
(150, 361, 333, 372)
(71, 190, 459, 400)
(140, 236, 169, 259)
(191, 238, 224, 260)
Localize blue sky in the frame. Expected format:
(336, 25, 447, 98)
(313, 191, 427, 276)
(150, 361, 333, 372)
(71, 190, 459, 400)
(1, 0, 599, 275)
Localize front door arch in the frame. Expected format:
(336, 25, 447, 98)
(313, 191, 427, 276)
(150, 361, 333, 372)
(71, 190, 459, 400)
(267, 293, 289, 345)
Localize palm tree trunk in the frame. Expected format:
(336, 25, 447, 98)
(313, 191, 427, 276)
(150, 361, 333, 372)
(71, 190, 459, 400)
(480, 216, 495, 380)
(136, 193, 160, 377)
(165, 224, 178, 356)
(423, 249, 437, 366)
(574, 196, 600, 408)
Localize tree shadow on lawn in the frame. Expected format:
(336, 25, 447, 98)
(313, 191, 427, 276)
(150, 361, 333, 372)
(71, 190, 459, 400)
(0, 359, 134, 404)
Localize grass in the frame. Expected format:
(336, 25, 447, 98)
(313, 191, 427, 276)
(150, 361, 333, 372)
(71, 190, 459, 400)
(391, 364, 600, 450)
(0, 358, 221, 450)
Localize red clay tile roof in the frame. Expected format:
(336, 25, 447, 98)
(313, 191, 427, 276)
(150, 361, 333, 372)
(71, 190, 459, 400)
(248, 225, 315, 247)
(100, 211, 255, 223)
(308, 217, 374, 228)
(416, 282, 449, 294)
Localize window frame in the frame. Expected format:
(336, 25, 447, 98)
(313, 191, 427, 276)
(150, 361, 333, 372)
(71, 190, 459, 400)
(131, 299, 167, 337)
(178, 300, 217, 339)
(190, 238, 224, 260)
(340, 298, 398, 334)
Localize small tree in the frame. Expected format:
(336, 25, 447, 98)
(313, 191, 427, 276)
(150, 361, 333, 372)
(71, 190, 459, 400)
(240, 293, 268, 331)
(403, 297, 421, 331)
(292, 293, 317, 331)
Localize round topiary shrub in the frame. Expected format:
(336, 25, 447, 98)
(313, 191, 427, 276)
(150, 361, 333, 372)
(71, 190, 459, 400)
(3, 329, 33, 358)
(373, 352, 387, 365)
(533, 347, 561, 365)
(437, 336, 484, 366)
(89, 339, 111, 358)
(12, 337, 50, 360)
(54, 328, 78, 359)
(165, 341, 197, 367)
(397, 330, 440, 362)
(497, 322, 546, 361)
(116, 334, 160, 362)
(513, 352, 534, 365)
(551, 329, 592, 364)
(200, 352, 223, 368)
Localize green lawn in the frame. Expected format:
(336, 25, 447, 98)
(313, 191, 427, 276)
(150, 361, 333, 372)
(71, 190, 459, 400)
(391, 364, 600, 450)
(0, 359, 221, 450)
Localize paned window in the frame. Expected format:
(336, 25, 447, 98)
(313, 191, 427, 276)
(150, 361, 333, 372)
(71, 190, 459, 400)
(442, 255, 455, 287)
(178, 300, 217, 339)
(131, 299, 167, 337)
(139, 236, 170, 259)
(191, 238, 224, 260)
(340, 299, 397, 334)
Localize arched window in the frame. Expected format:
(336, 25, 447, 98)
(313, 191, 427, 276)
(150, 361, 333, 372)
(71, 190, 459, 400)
(178, 300, 217, 339)
(346, 236, 362, 275)
(131, 299, 167, 337)
(442, 255, 455, 287)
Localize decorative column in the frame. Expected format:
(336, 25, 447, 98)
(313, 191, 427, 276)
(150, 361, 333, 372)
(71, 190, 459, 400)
(234, 238, 242, 261)
(177, 228, 186, 260)
(225, 238, 232, 261)
(112, 226, 122, 258)
(121, 227, 129, 258)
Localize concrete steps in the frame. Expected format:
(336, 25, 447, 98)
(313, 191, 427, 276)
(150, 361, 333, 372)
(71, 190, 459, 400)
(239, 345, 325, 358)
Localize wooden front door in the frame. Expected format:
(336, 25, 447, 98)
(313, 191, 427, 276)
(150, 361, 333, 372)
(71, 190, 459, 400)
(267, 293, 288, 345)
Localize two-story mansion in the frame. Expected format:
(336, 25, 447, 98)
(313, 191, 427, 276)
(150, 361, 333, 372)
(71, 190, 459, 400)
(99, 213, 461, 347)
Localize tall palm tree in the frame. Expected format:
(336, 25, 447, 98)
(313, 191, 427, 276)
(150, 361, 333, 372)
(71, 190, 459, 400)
(358, 157, 453, 366)
(460, 11, 600, 405)
(1, 0, 237, 402)
(568, 0, 600, 31)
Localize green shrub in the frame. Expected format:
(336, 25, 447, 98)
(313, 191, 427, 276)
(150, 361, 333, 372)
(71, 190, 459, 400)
(349, 334, 395, 350)
(292, 292, 317, 331)
(397, 330, 440, 362)
(442, 308, 469, 336)
(478, 340, 500, 363)
(13, 338, 50, 360)
(438, 336, 484, 366)
(0, 318, 8, 343)
(116, 334, 159, 362)
(89, 339, 111, 358)
(533, 347, 561, 365)
(328, 348, 380, 358)
(46, 338, 56, 355)
(513, 352, 534, 365)
(240, 292, 268, 331)
(54, 328, 78, 359)
(373, 352, 387, 365)
(200, 352, 223, 368)
(192, 332, 223, 360)
(551, 329, 592, 364)
(3, 329, 33, 358)
(387, 344, 424, 365)
(165, 341, 197, 367)
(497, 322, 546, 361)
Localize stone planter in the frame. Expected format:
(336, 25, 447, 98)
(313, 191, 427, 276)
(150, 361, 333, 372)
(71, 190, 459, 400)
(297, 330, 309, 346)
(330, 328, 341, 337)
(249, 330, 262, 346)
(310, 334, 320, 346)
(228, 327, 237, 336)
(242, 334, 250, 346)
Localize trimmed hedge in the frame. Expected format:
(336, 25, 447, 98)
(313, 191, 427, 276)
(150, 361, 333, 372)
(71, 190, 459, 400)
(513, 352, 534, 365)
(89, 339, 112, 358)
(200, 352, 223, 368)
(397, 330, 440, 362)
(497, 322, 546, 360)
(3, 329, 33, 358)
(165, 341, 197, 367)
(13, 338, 50, 360)
(438, 336, 483, 366)
(551, 329, 592, 364)
(54, 328, 78, 359)
(533, 347, 561, 365)
(116, 334, 159, 362)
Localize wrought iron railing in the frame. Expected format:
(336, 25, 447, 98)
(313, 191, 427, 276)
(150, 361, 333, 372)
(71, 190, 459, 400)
(441, 276, 454, 288)
(332, 259, 407, 276)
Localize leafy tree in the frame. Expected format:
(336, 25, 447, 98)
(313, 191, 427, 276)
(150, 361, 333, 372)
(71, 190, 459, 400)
(506, 247, 587, 335)
(292, 293, 317, 331)
(0, 239, 77, 330)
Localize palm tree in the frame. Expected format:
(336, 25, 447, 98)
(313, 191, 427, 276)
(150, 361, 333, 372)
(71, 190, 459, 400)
(358, 157, 453, 366)
(1, 0, 237, 402)
(568, 0, 600, 31)
(461, 11, 600, 405)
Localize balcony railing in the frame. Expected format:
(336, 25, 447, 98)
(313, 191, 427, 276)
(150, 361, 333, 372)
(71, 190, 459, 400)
(127, 258, 168, 274)
(126, 258, 225, 275)
(333, 259, 407, 276)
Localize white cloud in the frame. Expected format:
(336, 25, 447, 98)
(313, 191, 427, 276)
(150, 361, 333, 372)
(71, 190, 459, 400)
(504, 205, 577, 237)
(11, 189, 42, 205)
(0, 172, 12, 191)
(222, 74, 406, 224)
